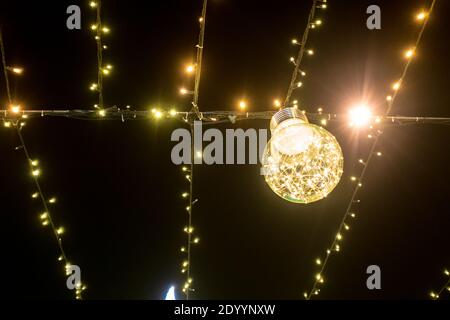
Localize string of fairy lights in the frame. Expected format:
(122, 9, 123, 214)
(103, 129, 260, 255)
(88, 0, 112, 115)
(305, 0, 438, 300)
(283, 0, 327, 108)
(430, 268, 450, 300)
(177, 0, 209, 300)
(0, 30, 86, 299)
(0, 0, 447, 301)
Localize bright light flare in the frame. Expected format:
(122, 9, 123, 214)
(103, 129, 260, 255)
(165, 286, 176, 300)
(348, 105, 373, 127)
(238, 100, 247, 110)
(10, 105, 21, 114)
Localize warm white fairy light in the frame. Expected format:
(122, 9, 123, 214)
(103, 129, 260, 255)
(238, 100, 247, 111)
(306, 0, 436, 300)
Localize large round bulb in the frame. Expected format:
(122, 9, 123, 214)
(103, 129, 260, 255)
(262, 108, 344, 204)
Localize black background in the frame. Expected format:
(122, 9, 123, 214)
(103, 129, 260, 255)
(0, 0, 449, 299)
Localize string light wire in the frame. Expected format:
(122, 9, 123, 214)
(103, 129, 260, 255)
(306, 0, 437, 300)
(0, 29, 85, 299)
(284, 0, 326, 107)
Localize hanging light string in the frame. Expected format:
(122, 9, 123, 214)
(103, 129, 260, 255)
(0, 30, 86, 300)
(305, 0, 437, 300)
(3, 108, 450, 127)
(430, 269, 450, 299)
(178, 0, 209, 300)
(0, 29, 13, 104)
(15, 126, 87, 299)
(283, 0, 327, 108)
(89, 0, 111, 115)
(191, 0, 208, 120)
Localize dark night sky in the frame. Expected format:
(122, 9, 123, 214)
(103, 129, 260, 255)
(0, 0, 449, 299)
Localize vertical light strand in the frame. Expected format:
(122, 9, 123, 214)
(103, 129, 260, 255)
(305, 0, 437, 299)
(15, 126, 86, 299)
(185, 124, 195, 300)
(0, 29, 12, 104)
(0, 29, 85, 299)
(89, 0, 111, 115)
(191, 0, 208, 120)
(179, 0, 209, 300)
(284, 0, 325, 107)
(95, 0, 104, 110)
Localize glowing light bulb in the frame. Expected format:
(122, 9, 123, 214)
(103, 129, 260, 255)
(98, 110, 106, 117)
(32, 192, 39, 198)
(11, 105, 21, 114)
(182, 192, 189, 198)
(336, 233, 343, 240)
(238, 100, 247, 110)
(273, 99, 281, 108)
(376, 152, 382, 156)
(262, 108, 344, 204)
(315, 258, 321, 265)
(179, 88, 192, 95)
(89, 1, 97, 8)
(102, 27, 110, 34)
(315, 19, 322, 25)
(292, 39, 298, 45)
(4, 121, 11, 127)
(348, 104, 372, 127)
(40, 213, 48, 220)
(405, 48, 415, 59)
(185, 64, 195, 73)
(193, 237, 200, 244)
(154, 110, 163, 119)
(392, 82, 401, 91)
(91, 24, 97, 30)
(416, 11, 427, 21)
(57, 227, 65, 235)
(307, 49, 314, 55)
(11, 67, 23, 74)
(49, 197, 57, 203)
(32, 169, 40, 177)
